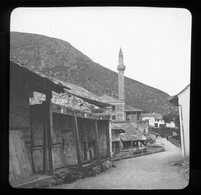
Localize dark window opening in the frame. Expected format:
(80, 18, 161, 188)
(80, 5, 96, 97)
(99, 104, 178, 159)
(112, 115, 116, 120)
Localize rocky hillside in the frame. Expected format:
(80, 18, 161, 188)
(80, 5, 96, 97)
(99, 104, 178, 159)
(10, 31, 178, 115)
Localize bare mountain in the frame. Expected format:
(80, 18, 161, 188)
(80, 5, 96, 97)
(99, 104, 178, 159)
(10, 31, 178, 115)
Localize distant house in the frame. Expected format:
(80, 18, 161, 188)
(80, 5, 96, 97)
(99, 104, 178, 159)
(100, 94, 125, 121)
(125, 105, 143, 121)
(111, 123, 125, 153)
(165, 121, 176, 128)
(170, 84, 190, 159)
(9, 60, 111, 187)
(141, 113, 165, 128)
(112, 121, 147, 149)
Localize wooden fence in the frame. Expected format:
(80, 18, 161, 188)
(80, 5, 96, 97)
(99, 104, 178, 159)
(168, 136, 181, 148)
(112, 143, 165, 161)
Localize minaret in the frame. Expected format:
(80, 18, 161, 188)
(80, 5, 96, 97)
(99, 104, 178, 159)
(117, 48, 126, 102)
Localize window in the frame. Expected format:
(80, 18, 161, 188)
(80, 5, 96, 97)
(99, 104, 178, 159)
(154, 123, 158, 127)
(112, 105, 115, 111)
(112, 115, 116, 120)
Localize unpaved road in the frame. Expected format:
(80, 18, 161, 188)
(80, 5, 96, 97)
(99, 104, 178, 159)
(53, 138, 188, 189)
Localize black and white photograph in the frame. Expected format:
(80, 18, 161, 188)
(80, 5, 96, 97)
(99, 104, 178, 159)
(9, 7, 191, 189)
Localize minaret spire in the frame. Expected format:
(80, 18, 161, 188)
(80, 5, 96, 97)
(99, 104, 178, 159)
(117, 48, 126, 102)
(119, 47, 124, 65)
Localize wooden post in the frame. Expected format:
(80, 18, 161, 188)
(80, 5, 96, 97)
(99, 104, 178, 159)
(137, 112, 139, 120)
(46, 92, 54, 175)
(106, 120, 111, 158)
(42, 101, 47, 173)
(29, 107, 35, 173)
(73, 116, 82, 172)
(94, 120, 100, 160)
(131, 140, 133, 148)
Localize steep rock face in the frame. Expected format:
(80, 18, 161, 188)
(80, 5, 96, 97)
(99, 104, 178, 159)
(10, 31, 178, 115)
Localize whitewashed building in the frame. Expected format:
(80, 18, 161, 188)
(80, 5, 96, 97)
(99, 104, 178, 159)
(141, 113, 165, 128)
(170, 84, 190, 159)
(165, 121, 176, 128)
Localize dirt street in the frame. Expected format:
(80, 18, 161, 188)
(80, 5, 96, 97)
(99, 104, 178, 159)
(52, 138, 188, 189)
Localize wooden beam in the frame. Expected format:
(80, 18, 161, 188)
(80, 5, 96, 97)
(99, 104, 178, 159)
(46, 92, 54, 175)
(94, 120, 100, 160)
(29, 108, 35, 173)
(106, 120, 111, 158)
(73, 116, 82, 172)
(42, 101, 47, 173)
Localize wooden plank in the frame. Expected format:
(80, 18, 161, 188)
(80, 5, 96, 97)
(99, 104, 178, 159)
(29, 109, 35, 173)
(9, 154, 15, 183)
(73, 116, 83, 171)
(52, 144, 64, 169)
(105, 120, 111, 158)
(42, 102, 47, 173)
(16, 131, 30, 178)
(9, 132, 23, 181)
(94, 120, 100, 160)
(14, 131, 32, 178)
(46, 92, 54, 174)
(11, 131, 25, 178)
(9, 133, 16, 182)
(18, 131, 31, 177)
(32, 148, 43, 172)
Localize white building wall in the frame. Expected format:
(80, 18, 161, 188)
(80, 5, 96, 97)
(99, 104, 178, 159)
(165, 121, 176, 128)
(178, 85, 190, 158)
(142, 117, 164, 128)
(142, 117, 155, 127)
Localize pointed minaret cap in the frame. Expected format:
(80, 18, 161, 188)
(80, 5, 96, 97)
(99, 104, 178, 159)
(117, 47, 125, 71)
(119, 47, 123, 57)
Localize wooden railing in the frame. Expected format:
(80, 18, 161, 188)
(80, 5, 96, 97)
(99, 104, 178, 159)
(168, 136, 181, 148)
(112, 143, 165, 161)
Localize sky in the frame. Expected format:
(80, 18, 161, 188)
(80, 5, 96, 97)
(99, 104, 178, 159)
(10, 7, 191, 96)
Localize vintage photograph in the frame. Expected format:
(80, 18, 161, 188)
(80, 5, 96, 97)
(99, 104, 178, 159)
(9, 7, 191, 189)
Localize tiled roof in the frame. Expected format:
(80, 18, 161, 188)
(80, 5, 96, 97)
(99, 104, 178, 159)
(112, 121, 146, 141)
(141, 113, 163, 120)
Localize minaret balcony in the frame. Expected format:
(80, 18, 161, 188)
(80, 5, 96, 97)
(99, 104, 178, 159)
(117, 64, 125, 71)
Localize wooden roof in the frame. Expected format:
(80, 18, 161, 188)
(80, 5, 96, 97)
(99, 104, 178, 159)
(112, 121, 146, 141)
(52, 79, 112, 108)
(10, 60, 69, 94)
(10, 59, 111, 108)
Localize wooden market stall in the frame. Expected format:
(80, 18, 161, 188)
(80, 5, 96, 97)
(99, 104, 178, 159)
(9, 60, 111, 187)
